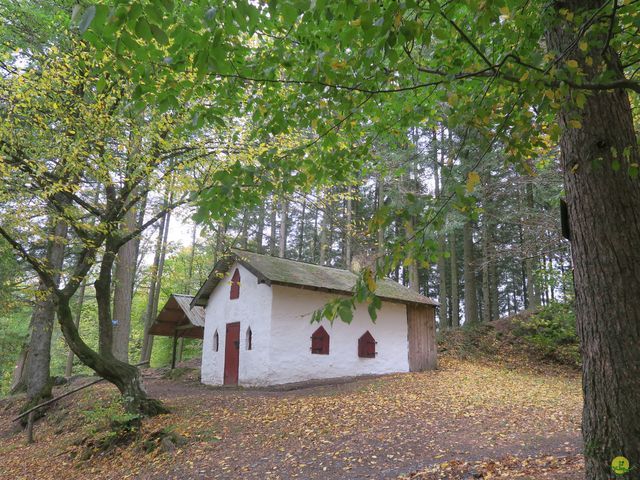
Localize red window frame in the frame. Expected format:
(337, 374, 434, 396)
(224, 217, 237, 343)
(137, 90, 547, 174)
(358, 331, 377, 358)
(311, 326, 330, 355)
(230, 268, 240, 300)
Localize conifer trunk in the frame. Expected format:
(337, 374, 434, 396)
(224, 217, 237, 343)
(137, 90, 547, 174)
(463, 221, 478, 324)
(450, 230, 459, 327)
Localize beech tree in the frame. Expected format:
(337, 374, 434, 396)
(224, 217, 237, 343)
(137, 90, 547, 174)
(0, 45, 225, 414)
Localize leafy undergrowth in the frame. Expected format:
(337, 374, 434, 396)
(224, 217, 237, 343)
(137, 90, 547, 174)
(439, 302, 580, 373)
(0, 358, 582, 479)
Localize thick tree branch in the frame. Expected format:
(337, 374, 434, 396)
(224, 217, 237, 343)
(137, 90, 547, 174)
(0, 224, 56, 291)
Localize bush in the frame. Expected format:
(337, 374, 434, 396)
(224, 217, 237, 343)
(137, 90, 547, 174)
(515, 302, 580, 366)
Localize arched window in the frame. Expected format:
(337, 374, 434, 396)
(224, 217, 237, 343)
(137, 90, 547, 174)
(246, 327, 252, 350)
(358, 331, 376, 358)
(230, 268, 240, 300)
(213, 330, 219, 352)
(311, 326, 330, 355)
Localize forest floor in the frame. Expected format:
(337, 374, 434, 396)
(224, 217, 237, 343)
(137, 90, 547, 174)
(0, 356, 582, 480)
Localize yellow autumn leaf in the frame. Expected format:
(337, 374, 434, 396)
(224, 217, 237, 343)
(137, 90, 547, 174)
(566, 59, 578, 69)
(520, 71, 529, 82)
(394, 12, 402, 29)
(466, 171, 481, 193)
(579, 41, 588, 52)
(350, 18, 361, 27)
(568, 119, 582, 129)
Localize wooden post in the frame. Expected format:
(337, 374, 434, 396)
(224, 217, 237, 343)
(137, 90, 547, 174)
(171, 330, 178, 370)
(26, 411, 35, 444)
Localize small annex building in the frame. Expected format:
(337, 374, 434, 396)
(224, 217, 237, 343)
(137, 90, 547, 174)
(148, 293, 205, 368)
(190, 249, 438, 387)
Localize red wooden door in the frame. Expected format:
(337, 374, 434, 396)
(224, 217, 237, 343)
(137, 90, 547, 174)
(224, 322, 240, 385)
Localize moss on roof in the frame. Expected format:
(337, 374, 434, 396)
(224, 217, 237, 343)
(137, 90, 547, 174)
(192, 249, 437, 307)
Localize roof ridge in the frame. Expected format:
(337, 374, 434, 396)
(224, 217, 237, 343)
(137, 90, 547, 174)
(230, 248, 357, 274)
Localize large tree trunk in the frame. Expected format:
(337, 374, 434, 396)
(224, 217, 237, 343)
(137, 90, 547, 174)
(88, 236, 167, 415)
(23, 216, 68, 408)
(463, 220, 478, 324)
(546, 2, 640, 477)
(112, 206, 137, 362)
(56, 295, 166, 416)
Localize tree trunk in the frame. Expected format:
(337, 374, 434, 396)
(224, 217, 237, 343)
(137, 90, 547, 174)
(434, 128, 448, 327)
(269, 196, 277, 256)
(344, 191, 352, 267)
(463, 220, 478, 324)
(319, 195, 330, 265)
(56, 296, 167, 416)
(312, 200, 319, 263)
(140, 208, 170, 364)
(186, 222, 197, 294)
(279, 199, 287, 258)
(546, 2, 640, 477)
(65, 278, 87, 377)
(298, 197, 306, 260)
(489, 251, 499, 321)
(255, 206, 265, 254)
(10, 346, 28, 394)
(239, 209, 249, 250)
(481, 217, 492, 322)
(449, 230, 459, 327)
(376, 175, 385, 260)
(24, 215, 68, 407)
(524, 182, 540, 309)
(407, 215, 420, 293)
(519, 222, 528, 309)
(112, 206, 137, 362)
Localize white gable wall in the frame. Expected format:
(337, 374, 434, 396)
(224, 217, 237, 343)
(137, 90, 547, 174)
(268, 285, 409, 385)
(201, 262, 273, 386)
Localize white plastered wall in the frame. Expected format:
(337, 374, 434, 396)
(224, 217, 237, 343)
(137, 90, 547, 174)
(268, 285, 409, 385)
(201, 262, 273, 386)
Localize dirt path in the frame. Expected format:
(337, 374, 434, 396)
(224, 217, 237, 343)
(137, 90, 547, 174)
(0, 358, 583, 479)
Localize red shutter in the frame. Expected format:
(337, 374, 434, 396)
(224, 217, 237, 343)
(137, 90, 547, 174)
(230, 269, 240, 300)
(358, 331, 376, 358)
(311, 326, 330, 354)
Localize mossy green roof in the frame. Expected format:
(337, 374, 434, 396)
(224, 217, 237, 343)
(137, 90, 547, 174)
(192, 249, 437, 307)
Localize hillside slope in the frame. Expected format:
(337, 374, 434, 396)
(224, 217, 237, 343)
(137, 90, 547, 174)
(439, 303, 580, 373)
